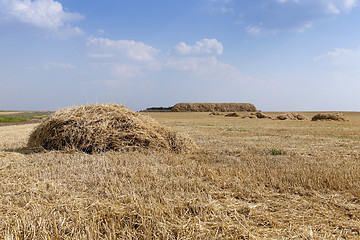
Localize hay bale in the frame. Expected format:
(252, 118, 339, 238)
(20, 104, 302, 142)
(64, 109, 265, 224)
(27, 104, 196, 153)
(276, 114, 288, 120)
(171, 103, 257, 112)
(209, 112, 222, 116)
(256, 112, 272, 119)
(311, 113, 349, 122)
(292, 113, 308, 121)
(277, 113, 309, 121)
(241, 112, 272, 119)
(225, 112, 240, 117)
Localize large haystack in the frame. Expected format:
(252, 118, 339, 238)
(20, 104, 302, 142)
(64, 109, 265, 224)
(27, 104, 196, 153)
(311, 113, 349, 122)
(171, 103, 257, 112)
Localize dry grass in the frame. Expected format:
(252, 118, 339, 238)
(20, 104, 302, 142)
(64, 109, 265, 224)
(1, 111, 360, 239)
(171, 103, 257, 112)
(27, 104, 195, 153)
(0, 112, 24, 115)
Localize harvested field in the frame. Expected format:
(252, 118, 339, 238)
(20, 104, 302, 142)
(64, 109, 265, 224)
(1, 111, 360, 239)
(28, 104, 195, 153)
(171, 103, 257, 112)
(0, 111, 24, 115)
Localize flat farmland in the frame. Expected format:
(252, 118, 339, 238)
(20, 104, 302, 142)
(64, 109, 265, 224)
(1, 112, 360, 239)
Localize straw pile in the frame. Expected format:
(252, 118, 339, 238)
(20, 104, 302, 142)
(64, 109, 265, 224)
(209, 112, 222, 116)
(225, 112, 240, 117)
(254, 112, 272, 119)
(225, 112, 272, 119)
(171, 103, 257, 112)
(311, 113, 349, 122)
(277, 113, 309, 121)
(27, 104, 196, 153)
(241, 112, 272, 119)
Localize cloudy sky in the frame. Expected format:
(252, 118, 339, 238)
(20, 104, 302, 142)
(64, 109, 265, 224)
(1, 0, 359, 111)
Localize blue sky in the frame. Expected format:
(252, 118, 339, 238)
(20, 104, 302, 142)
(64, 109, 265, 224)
(1, 0, 360, 111)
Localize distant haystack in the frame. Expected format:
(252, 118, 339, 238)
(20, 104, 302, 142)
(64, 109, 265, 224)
(242, 112, 272, 119)
(311, 113, 349, 122)
(277, 113, 309, 121)
(225, 112, 240, 117)
(255, 112, 272, 119)
(27, 104, 196, 153)
(171, 103, 257, 112)
(209, 112, 222, 116)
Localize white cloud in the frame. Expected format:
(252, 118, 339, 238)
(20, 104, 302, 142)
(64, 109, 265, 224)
(344, 0, 358, 9)
(87, 37, 160, 61)
(87, 53, 114, 59)
(295, 22, 313, 33)
(113, 64, 142, 78)
(166, 56, 234, 73)
(87, 37, 243, 86)
(327, 3, 341, 14)
(52, 26, 84, 39)
(44, 62, 76, 69)
(276, 0, 357, 10)
(245, 25, 262, 36)
(276, 0, 299, 3)
(315, 47, 352, 60)
(325, 48, 353, 57)
(175, 38, 223, 55)
(208, 0, 359, 35)
(0, 0, 84, 37)
(220, 7, 234, 13)
(315, 46, 360, 69)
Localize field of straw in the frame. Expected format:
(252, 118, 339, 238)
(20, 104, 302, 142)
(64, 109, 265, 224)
(1, 111, 360, 239)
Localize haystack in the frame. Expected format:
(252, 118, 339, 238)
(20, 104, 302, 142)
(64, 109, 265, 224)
(255, 112, 272, 119)
(27, 104, 196, 153)
(171, 103, 257, 112)
(209, 112, 222, 116)
(311, 113, 349, 122)
(277, 113, 308, 121)
(225, 112, 240, 117)
(241, 112, 272, 119)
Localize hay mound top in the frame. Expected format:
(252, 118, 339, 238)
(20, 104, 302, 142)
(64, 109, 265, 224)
(27, 104, 196, 153)
(311, 113, 349, 122)
(171, 103, 257, 112)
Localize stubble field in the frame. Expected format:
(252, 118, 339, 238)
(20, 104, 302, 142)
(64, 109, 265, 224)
(0, 111, 360, 239)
